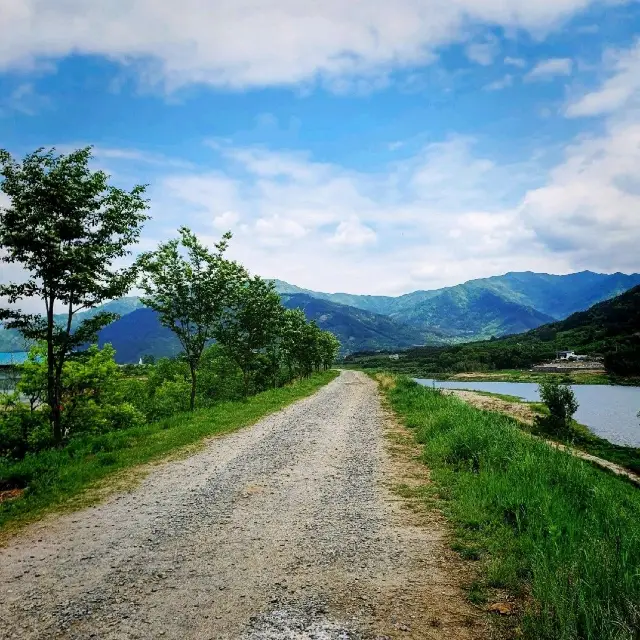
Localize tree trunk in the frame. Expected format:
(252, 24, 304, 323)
(46, 296, 62, 445)
(189, 363, 197, 411)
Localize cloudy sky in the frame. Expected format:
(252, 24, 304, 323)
(1, 0, 639, 295)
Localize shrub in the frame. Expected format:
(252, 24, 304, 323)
(535, 379, 579, 439)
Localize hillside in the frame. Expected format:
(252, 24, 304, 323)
(274, 271, 640, 339)
(95, 295, 440, 362)
(96, 308, 182, 363)
(346, 285, 640, 376)
(281, 294, 441, 354)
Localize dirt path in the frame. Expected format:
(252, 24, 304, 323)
(0, 371, 487, 640)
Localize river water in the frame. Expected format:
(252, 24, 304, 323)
(415, 378, 640, 447)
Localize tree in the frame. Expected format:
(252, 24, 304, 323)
(536, 378, 579, 438)
(0, 147, 148, 444)
(218, 276, 284, 396)
(137, 227, 246, 410)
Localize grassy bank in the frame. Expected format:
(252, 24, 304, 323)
(0, 370, 338, 535)
(448, 388, 640, 476)
(380, 375, 640, 640)
(343, 362, 640, 386)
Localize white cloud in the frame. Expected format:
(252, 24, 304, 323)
(466, 36, 500, 66)
(143, 124, 638, 294)
(520, 118, 640, 272)
(504, 56, 527, 68)
(566, 40, 640, 117)
(525, 57, 573, 81)
(0, 0, 626, 90)
(329, 220, 377, 247)
(484, 74, 513, 91)
(212, 210, 240, 230)
(0, 82, 49, 116)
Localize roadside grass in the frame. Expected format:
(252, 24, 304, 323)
(381, 375, 640, 640)
(0, 370, 338, 536)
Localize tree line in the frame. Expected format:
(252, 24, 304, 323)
(0, 146, 340, 456)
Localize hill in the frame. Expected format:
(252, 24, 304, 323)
(274, 271, 640, 340)
(346, 285, 640, 376)
(95, 295, 440, 362)
(280, 294, 441, 354)
(96, 308, 182, 363)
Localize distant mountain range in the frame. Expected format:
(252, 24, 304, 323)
(0, 270, 638, 361)
(348, 284, 640, 376)
(273, 270, 640, 341)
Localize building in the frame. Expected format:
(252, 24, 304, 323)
(556, 350, 576, 360)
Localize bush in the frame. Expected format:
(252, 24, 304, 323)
(535, 379, 579, 439)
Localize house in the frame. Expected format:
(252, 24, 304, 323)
(556, 350, 576, 360)
(389, 354, 400, 360)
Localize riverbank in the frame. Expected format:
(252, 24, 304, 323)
(0, 371, 338, 537)
(341, 364, 640, 386)
(443, 388, 640, 480)
(377, 374, 640, 640)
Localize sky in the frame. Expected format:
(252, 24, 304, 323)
(0, 0, 640, 296)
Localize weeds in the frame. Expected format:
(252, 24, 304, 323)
(382, 375, 640, 640)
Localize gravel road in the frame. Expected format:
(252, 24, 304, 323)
(0, 371, 486, 640)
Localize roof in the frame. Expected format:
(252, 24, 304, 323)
(0, 352, 29, 366)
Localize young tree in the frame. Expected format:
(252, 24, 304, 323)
(0, 147, 148, 444)
(218, 276, 284, 396)
(536, 378, 579, 438)
(137, 227, 246, 410)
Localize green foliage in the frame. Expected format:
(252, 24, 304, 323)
(535, 379, 579, 438)
(384, 377, 640, 640)
(137, 226, 247, 409)
(0, 344, 146, 458)
(0, 146, 149, 442)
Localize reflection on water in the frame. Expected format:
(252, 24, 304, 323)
(415, 378, 640, 447)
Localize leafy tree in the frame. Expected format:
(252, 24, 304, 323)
(136, 227, 246, 410)
(0, 147, 148, 444)
(536, 379, 579, 438)
(218, 276, 284, 396)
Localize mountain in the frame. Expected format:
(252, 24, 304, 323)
(274, 271, 640, 339)
(1, 271, 638, 359)
(280, 294, 441, 354)
(97, 308, 182, 363)
(347, 285, 640, 376)
(94, 295, 439, 362)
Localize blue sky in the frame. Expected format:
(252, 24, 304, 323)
(1, 0, 640, 296)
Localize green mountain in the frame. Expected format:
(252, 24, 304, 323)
(274, 271, 640, 339)
(347, 285, 640, 376)
(281, 294, 443, 354)
(81, 294, 439, 362)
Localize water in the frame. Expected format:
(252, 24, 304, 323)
(415, 378, 640, 447)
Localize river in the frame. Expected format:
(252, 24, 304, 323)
(415, 378, 640, 447)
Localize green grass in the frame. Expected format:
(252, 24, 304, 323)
(465, 390, 640, 477)
(0, 371, 338, 535)
(382, 376, 640, 640)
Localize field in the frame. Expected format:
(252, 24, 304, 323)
(380, 375, 640, 640)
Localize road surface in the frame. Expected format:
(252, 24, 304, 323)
(0, 371, 486, 639)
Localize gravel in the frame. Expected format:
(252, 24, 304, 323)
(0, 371, 486, 640)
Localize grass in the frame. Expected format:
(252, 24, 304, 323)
(466, 390, 640, 477)
(442, 369, 613, 385)
(0, 370, 338, 536)
(380, 375, 640, 640)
